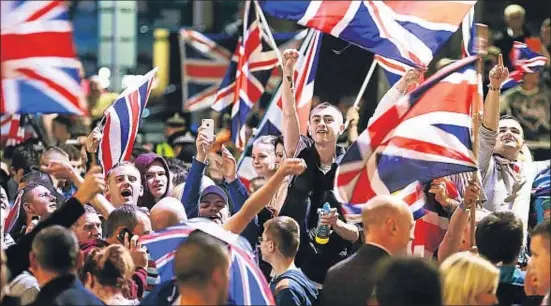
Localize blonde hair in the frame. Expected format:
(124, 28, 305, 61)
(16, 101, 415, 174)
(504, 4, 525, 17)
(440, 252, 500, 305)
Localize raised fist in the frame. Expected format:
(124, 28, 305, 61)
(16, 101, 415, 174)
(282, 49, 299, 73)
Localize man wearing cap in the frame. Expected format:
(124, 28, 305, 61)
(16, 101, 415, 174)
(155, 113, 189, 157)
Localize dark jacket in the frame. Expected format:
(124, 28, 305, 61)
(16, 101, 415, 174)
(5, 197, 85, 282)
(270, 269, 318, 306)
(321, 244, 390, 306)
(29, 274, 103, 306)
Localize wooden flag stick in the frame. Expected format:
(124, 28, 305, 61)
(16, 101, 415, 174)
(470, 23, 488, 247)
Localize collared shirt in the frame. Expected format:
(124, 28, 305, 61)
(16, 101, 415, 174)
(366, 242, 392, 256)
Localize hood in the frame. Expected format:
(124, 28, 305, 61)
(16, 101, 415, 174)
(135, 153, 171, 209)
(272, 269, 318, 302)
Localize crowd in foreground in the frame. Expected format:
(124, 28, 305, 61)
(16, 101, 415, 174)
(0, 5, 551, 305)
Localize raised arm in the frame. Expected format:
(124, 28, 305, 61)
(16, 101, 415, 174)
(281, 49, 301, 157)
(483, 54, 509, 131)
(217, 146, 249, 214)
(182, 126, 214, 218)
(223, 158, 306, 235)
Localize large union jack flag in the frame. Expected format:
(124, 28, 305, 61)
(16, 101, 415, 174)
(98, 68, 157, 174)
(335, 56, 480, 214)
(0, 0, 85, 114)
(237, 29, 323, 188)
(260, 0, 476, 68)
(501, 41, 548, 91)
(140, 220, 274, 305)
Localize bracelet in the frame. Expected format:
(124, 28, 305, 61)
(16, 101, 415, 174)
(487, 84, 500, 91)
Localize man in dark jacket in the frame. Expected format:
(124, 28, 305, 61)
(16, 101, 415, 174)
(321, 195, 414, 306)
(29, 226, 103, 305)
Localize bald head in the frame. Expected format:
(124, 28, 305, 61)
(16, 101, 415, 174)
(150, 197, 187, 231)
(362, 195, 414, 255)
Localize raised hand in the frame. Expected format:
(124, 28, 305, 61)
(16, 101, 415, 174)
(463, 180, 481, 210)
(196, 126, 214, 163)
(278, 158, 307, 176)
(428, 178, 450, 207)
(282, 49, 299, 73)
(346, 106, 360, 127)
(125, 233, 148, 269)
(86, 126, 103, 153)
(216, 145, 238, 182)
(41, 160, 77, 180)
(489, 54, 509, 88)
(73, 166, 105, 204)
(396, 68, 424, 93)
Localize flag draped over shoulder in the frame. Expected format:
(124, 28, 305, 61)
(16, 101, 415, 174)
(335, 56, 479, 215)
(237, 29, 323, 188)
(140, 220, 274, 305)
(1, 0, 85, 114)
(259, 0, 476, 68)
(98, 68, 157, 174)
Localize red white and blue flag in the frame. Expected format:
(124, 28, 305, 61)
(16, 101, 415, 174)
(260, 0, 476, 68)
(0, 0, 85, 114)
(461, 7, 476, 57)
(237, 30, 322, 188)
(140, 220, 274, 305)
(98, 68, 157, 174)
(1, 114, 25, 147)
(180, 29, 304, 112)
(501, 41, 548, 91)
(212, 1, 306, 150)
(335, 56, 479, 215)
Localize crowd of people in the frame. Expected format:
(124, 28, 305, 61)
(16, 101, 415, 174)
(1, 4, 550, 306)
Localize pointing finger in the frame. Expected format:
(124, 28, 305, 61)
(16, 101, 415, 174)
(498, 54, 503, 67)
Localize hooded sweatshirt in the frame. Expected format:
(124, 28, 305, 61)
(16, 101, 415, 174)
(135, 153, 171, 210)
(269, 269, 318, 306)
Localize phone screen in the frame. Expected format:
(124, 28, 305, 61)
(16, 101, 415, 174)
(117, 228, 134, 243)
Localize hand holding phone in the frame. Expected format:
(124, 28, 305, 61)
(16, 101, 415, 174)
(201, 119, 215, 142)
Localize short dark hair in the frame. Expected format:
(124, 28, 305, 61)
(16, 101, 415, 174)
(174, 230, 229, 288)
(53, 116, 72, 129)
(499, 114, 521, 124)
(476, 212, 524, 264)
(531, 219, 551, 251)
(11, 144, 40, 173)
(105, 204, 139, 238)
(264, 216, 300, 258)
(31, 225, 79, 275)
(20, 169, 55, 187)
(374, 257, 442, 306)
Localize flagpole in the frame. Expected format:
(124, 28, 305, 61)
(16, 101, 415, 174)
(254, 0, 284, 70)
(470, 23, 488, 247)
(344, 60, 378, 130)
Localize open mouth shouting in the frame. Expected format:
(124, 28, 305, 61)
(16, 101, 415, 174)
(120, 188, 133, 200)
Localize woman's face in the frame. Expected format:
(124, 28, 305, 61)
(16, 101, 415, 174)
(275, 143, 286, 164)
(252, 142, 277, 178)
(145, 161, 168, 200)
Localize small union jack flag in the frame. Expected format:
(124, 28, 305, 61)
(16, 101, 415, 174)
(501, 41, 548, 91)
(98, 68, 157, 174)
(1, 0, 85, 114)
(0, 114, 25, 147)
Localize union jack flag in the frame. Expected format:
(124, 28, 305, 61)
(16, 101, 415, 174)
(0, 0, 85, 114)
(375, 55, 426, 93)
(236, 30, 322, 188)
(461, 7, 476, 57)
(501, 41, 548, 91)
(180, 29, 304, 112)
(1, 114, 25, 147)
(98, 68, 157, 174)
(335, 56, 479, 214)
(260, 0, 476, 68)
(140, 220, 274, 305)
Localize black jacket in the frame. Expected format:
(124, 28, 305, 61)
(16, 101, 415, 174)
(321, 244, 389, 306)
(29, 274, 103, 306)
(5, 197, 85, 282)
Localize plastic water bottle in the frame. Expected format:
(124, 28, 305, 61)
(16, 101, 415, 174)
(315, 203, 331, 245)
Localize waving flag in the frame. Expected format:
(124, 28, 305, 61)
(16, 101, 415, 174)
(260, 0, 476, 68)
(1, 0, 85, 114)
(335, 56, 479, 214)
(1, 114, 25, 146)
(461, 7, 476, 57)
(140, 220, 274, 305)
(236, 30, 322, 188)
(180, 29, 304, 112)
(98, 68, 157, 174)
(501, 41, 548, 91)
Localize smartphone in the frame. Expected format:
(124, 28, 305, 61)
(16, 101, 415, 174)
(201, 119, 215, 142)
(117, 228, 134, 243)
(31, 216, 40, 222)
